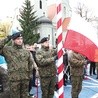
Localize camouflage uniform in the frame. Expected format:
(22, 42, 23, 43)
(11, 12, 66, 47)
(69, 51, 86, 98)
(0, 37, 37, 98)
(36, 45, 57, 98)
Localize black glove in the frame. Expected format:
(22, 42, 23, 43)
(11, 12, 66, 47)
(7, 35, 12, 41)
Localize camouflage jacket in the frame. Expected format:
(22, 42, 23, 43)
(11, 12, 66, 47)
(0, 38, 36, 81)
(69, 52, 86, 76)
(35, 46, 57, 77)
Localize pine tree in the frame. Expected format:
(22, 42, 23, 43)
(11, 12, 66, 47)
(18, 0, 40, 44)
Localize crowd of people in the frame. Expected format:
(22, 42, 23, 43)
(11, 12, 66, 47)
(0, 32, 98, 98)
(0, 0, 98, 98)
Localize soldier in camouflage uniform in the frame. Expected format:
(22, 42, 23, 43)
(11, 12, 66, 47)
(0, 32, 38, 98)
(35, 37, 57, 98)
(69, 51, 87, 98)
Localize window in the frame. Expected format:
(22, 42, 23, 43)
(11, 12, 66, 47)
(39, 0, 42, 9)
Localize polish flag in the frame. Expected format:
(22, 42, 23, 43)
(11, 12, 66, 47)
(64, 13, 98, 62)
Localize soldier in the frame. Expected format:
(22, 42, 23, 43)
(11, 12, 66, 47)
(68, 51, 87, 98)
(25, 44, 39, 92)
(35, 37, 57, 98)
(0, 32, 38, 98)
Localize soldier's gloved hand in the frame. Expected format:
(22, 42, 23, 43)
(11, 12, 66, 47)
(7, 35, 12, 41)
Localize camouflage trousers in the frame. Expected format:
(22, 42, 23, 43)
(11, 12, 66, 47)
(40, 76, 56, 98)
(71, 76, 83, 98)
(9, 79, 32, 98)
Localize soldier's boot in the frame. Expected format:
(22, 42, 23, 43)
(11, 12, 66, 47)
(72, 97, 78, 98)
(49, 94, 54, 98)
(72, 93, 78, 98)
(72, 96, 78, 98)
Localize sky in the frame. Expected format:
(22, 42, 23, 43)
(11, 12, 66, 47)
(70, 0, 98, 16)
(0, 0, 98, 19)
(0, 0, 24, 19)
(86, 0, 98, 16)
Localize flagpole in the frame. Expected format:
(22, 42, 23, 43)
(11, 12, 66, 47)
(56, 0, 64, 98)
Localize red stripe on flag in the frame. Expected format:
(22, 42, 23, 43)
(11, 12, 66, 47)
(64, 30, 98, 62)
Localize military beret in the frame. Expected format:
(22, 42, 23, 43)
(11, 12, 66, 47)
(39, 37, 49, 43)
(11, 32, 22, 40)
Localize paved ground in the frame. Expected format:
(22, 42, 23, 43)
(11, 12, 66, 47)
(30, 75, 98, 98)
(63, 75, 98, 98)
(0, 56, 98, 98)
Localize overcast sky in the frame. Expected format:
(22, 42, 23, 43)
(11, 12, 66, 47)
(0, 0, 98, 19)
(0, 0, 24, 19)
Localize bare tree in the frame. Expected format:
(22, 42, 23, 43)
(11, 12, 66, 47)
(74, 1, 95, 22)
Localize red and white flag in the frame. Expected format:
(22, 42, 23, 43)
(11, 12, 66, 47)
(64, 13, 98, 62)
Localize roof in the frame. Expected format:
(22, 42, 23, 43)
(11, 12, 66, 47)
(38, 16, 52, 24)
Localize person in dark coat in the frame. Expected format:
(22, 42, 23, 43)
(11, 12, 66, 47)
(63, 49, 69, 85)
(95, 62, 98, 79)
(89, 61, 96, 76)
